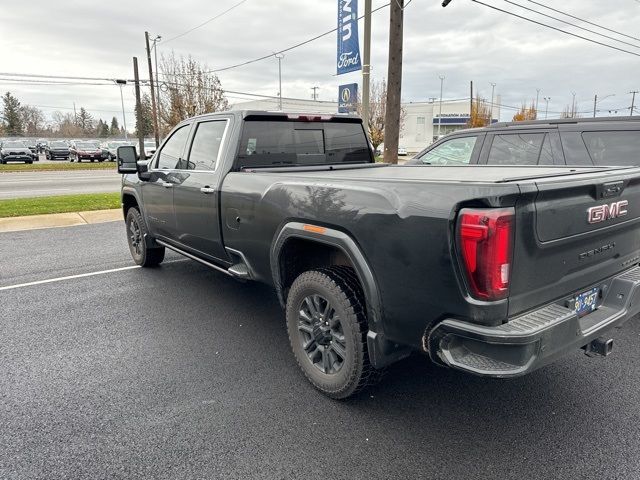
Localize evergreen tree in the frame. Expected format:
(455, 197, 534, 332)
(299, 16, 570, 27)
(135, 93, 154, 137)
(2, 92, 23, 135)
(97, 119, 109, 138)
(110, 116, 120, 136)
(76, 107, 94, 133)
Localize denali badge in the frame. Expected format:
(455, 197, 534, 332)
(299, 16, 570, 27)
(587, 200, 628, 224)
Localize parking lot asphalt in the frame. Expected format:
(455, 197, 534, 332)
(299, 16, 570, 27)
(0, 170, 121, 199)
(2, 222, 640, 479)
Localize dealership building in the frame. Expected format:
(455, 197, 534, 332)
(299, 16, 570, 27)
(232, 97, 500, 153)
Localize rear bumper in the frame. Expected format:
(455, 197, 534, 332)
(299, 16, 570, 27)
(427, 266, 640, 377)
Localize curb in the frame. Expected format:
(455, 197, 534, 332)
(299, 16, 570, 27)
(0, 209, 122, 233)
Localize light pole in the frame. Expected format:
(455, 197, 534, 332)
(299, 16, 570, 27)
(275, 53, 284, 111)
(115, 79, 128, 140)
(535, 88, 541, 113)
(489, 82, 496, 125)
(438, 74, 445, 137)
(543, 97, 551, 119)
(593, 93, 615, 118)
(571, 91, 577, 118)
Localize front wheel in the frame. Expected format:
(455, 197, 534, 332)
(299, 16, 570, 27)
(125, 207, 165, 267)
(286, 267, 380, 399)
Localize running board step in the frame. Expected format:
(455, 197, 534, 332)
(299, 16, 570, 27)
(228, 263, 251, 279)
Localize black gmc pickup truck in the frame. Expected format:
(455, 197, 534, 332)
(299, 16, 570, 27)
(117, 111, 640, 399)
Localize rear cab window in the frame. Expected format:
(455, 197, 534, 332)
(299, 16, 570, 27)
(236, 118, 372, 169)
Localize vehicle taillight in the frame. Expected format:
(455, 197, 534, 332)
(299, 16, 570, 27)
(457, 207, 515, 301)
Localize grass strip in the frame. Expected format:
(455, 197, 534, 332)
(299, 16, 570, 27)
(0, 192, 121, 218)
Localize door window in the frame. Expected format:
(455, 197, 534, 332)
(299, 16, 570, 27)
(415, 136, 477, 165)
(155, 124, 190, 169)
(487, 133, 545, 165)
(185, 121, 228, 171)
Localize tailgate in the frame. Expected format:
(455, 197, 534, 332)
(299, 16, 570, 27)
(508, 168, 640, 316)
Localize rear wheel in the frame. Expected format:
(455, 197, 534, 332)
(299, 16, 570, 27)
(125, 207, 165, 267)
(286, 267, 381, 399)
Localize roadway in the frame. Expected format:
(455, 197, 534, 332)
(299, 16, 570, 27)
(0, 169, 121, 199)
(2, 221, 640, 479)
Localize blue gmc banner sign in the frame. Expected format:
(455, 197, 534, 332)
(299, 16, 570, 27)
(337, 0, 361, 75)
(338, 83, 358, 113)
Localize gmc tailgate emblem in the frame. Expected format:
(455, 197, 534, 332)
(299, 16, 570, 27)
(587, 200, 628, 224)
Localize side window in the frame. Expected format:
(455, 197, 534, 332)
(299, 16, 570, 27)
(416, 136, 477, 165)
(185, 121, 227, 171)
(582, 131, 640, 166)
(538, 134, 554, 165)
(487, 133, 545, 165)
(155, 125, 190, 169)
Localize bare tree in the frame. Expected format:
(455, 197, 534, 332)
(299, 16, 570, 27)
(20, 105, 46, 136)
(158, 52, 229, 134)
(355, 79, 404, 153)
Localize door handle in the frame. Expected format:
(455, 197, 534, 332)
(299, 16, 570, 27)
(162, 182, 173, 188)
(200, 187, 215, 194)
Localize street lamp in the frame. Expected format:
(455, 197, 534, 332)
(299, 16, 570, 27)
(115, 79, 128, 140)
(593, 93, 615, 118)
(275, 53, 284, 111)
(543, 97, 551, 119)
(438, 74, 445, 137)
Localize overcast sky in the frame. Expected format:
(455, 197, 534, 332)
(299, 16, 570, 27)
(1, 0, 639, 127)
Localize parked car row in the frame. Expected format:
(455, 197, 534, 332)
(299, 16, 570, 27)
(0, 137, 158, 163)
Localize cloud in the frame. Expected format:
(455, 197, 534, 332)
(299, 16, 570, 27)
(1, 0, 638, 126)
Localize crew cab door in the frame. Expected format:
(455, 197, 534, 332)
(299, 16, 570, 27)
(141, 123, 191, 240)
(172, 118, 230, 262)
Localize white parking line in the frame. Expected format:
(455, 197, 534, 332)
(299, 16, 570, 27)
(0, 265, 141, 291)
(0, 258, 190, 292)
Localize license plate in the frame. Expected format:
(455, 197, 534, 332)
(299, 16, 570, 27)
(573, 287, 599, 316)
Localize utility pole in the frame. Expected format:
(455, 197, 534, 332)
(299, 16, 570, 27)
(593, 94, 598, 118)
(437, 75, 445, 137)
(571, 91, 577, 118)
(73, 102, 77, 126)
(383, 0, 404, 164)
(115, 80, 128, 140)
(470, 81, 473, 120)
(543, 97, 551, 119)
(362, 0, 372, 132)
(133, 57, 145, 160)
(630, 90, 638, 116)
(275, 53, 284, 110)
(311, 86, 319, 101)
(489, 82, 496, 125)
(152, 35, 162, 133)
(535, 88, 540, 113)
(145, 31, 160, 149)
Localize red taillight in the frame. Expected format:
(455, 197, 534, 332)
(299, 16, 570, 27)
(457, 207, 515, 301)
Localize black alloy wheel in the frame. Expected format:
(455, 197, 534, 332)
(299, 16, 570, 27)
(125, 208, 165, 267)
(286, 267, 382, 399)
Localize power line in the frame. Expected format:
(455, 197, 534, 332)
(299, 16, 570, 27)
(189, 2, 391, 74)
(162, 0, 249, 44)
(503, 0, 640, 50)
(527, 0, 640, 43)
(471, 0, 640, 58)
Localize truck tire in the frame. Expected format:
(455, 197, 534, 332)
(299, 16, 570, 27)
(125, 207, 165, 267)
(286, 266, 381, 399)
